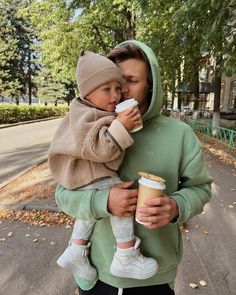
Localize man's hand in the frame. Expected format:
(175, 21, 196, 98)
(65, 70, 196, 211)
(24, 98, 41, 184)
(137, 195, 179, 229)
(108, 181, 138, 217)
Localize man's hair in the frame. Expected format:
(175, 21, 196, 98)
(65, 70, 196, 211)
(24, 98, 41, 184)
(107, 43, 152, 87)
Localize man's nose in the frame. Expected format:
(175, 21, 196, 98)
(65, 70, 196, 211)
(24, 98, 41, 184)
(121, 81, 128, 95)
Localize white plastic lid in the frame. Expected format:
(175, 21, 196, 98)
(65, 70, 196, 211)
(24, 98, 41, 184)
(115, 98, 138, 113)
(138, 176, 166, 190)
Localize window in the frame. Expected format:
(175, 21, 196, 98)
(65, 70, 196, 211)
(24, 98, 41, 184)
(229, 80, 236, 109)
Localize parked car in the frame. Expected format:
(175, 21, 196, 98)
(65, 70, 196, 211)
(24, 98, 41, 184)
(181, 107, 193, 115)
(197, 109, 213, 119)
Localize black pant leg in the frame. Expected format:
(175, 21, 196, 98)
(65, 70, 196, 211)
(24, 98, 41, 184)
(78, 280, 118, 295)
(78, 280, 175, 295)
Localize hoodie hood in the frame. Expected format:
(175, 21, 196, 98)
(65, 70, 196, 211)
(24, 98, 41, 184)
(119, 40, 164, 121)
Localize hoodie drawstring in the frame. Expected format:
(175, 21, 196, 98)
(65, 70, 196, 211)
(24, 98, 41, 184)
(118, 287, 123, 295)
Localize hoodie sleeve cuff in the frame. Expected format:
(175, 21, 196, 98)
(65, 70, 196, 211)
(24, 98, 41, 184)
(108, 119, 134, 150)
(91, 187, 111, 218)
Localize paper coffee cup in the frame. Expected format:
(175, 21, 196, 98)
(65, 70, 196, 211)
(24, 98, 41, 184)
(115, 98, 143, 133)
(135, 172, 166, 225)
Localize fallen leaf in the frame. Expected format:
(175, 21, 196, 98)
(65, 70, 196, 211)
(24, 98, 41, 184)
(7, 232, 13, 237)
(39, 223, 47, 227)
(199, 280, 207, 286)
(203, 230, 209, 235)
(25, 234, 30, 237)
(50, 241, 56, 246)
(189, 283, 198, 289)
(230, 188, 236, 191)
(0, 238, 6, 242)
(0, 209, 74, 226)
(195, 224, 199, 228)
(229, 205, 234, 208)
(32, 239, 38, 243)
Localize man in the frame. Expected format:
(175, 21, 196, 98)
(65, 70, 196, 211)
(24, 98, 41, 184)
(55, 40, 212, 295)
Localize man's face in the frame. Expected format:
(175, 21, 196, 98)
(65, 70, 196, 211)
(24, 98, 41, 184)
(117, 59, 150, 115)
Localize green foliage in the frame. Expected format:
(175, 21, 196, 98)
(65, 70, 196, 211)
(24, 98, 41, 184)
(33, 69, 70, 104)
(1, 0, 235, 110)
(28, 0, 140, 82)
(0, 0, 38, 102)
(0, 104, 69, 124)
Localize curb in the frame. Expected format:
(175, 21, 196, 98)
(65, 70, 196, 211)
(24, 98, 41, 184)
(0, 117, 62, 129)
(0, 117, 63, 212)
(0, 158, 47, 190)
(0, 202, 61, 212)
(0, 158, 61, 212)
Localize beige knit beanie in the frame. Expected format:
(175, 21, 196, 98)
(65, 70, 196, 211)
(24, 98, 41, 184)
(76, 50, 123, 98)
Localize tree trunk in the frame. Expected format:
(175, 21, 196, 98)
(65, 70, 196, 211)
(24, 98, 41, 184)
(171, 91, 175, 109)
(192, 68, 199, 119)
(177, 67, 182, 112)
(212, 54, 222, 135)
(212, 76, 221, 135)
(28, 51, 32, 105)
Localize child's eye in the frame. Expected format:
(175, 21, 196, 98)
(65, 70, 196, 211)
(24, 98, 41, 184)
(103, 88, 111, 92)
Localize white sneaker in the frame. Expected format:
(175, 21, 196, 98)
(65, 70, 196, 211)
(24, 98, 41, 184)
(57, 242, 97, 280)
(110, 237, 158, 279)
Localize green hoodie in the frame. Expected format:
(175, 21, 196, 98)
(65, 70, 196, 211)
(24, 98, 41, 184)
(55, 40, 212, 290)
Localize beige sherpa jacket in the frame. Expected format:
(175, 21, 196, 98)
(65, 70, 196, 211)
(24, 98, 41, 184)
(48, 98, 134, 189)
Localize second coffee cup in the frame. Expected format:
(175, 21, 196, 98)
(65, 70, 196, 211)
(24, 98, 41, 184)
(135, 172, 166, 225)
(115, 98, 143, 133)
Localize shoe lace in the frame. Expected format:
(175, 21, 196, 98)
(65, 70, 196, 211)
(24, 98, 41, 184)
(133, 249, 145, 261)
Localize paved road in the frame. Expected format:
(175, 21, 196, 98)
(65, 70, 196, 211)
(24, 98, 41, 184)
(0, 150, 235, 294)
(0, 119, 62, 184)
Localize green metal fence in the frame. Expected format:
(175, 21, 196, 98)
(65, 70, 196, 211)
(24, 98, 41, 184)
(187, 119, 236, 150)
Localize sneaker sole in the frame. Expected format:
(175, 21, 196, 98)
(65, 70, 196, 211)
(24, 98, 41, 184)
(110, 265, 158, 280)
(57, 256, 97, 281)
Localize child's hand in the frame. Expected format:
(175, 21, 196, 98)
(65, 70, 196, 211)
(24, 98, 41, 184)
(117, 108, 142, 132)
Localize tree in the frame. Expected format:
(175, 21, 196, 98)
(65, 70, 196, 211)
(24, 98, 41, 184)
(174, 0, 236, 127)
(200, 0, 236, 132)
(34, 69, 69, 105)
(28, 0, 141, 82)
(0, 0, 38, 104)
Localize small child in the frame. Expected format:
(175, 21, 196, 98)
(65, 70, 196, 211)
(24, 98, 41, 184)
(48, 50, 158, 281)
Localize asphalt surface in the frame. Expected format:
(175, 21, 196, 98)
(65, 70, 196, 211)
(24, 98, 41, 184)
(0, 220, 77, 295)
(0, 119, 62, 184)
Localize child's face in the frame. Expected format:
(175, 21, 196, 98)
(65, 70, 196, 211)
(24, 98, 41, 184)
(86, 80, 121, 112)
